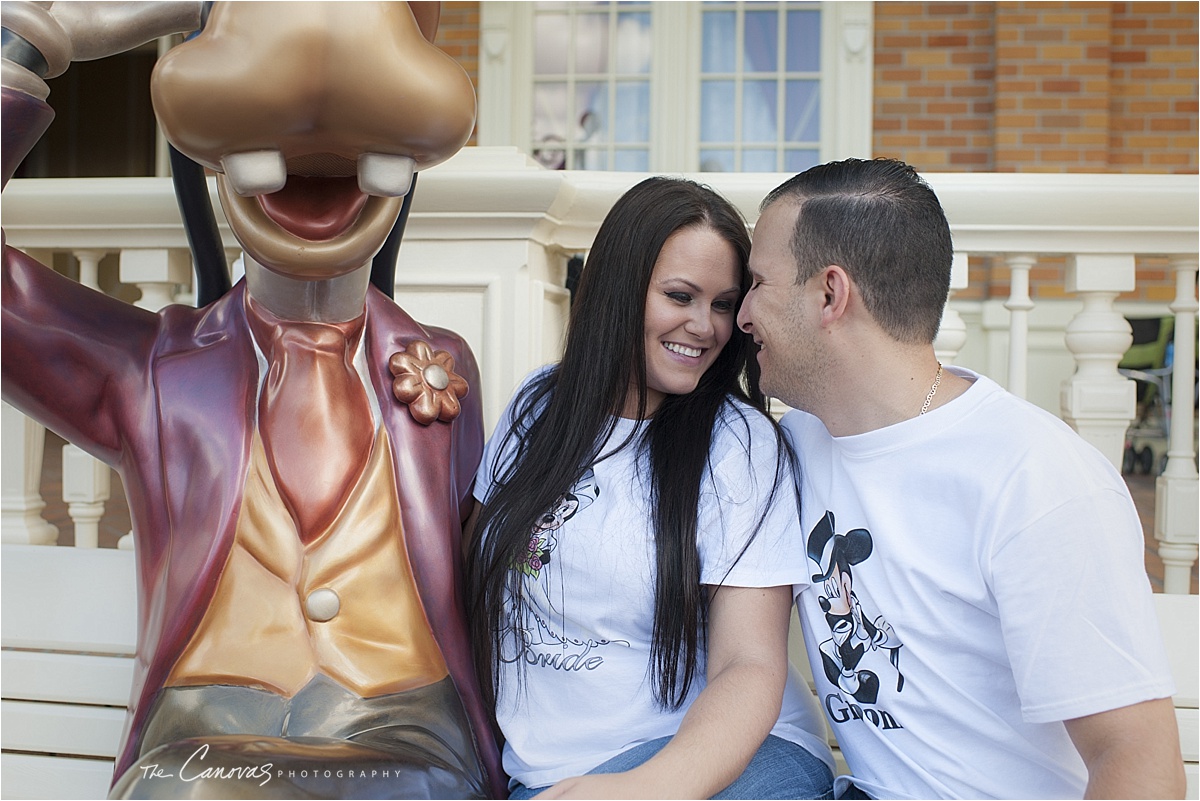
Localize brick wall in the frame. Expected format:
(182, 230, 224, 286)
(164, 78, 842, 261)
(874, 1, 1198, 175)
(436, 1, 481, 144)
(875, 1, 1198, 301)
(1110, 1, 1199, 171)
(875, 2, 998, 170)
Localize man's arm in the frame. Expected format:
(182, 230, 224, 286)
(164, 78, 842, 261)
(1064, 696, 1185, 799)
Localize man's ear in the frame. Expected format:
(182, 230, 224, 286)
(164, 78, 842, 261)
(818, 264, 852, 326)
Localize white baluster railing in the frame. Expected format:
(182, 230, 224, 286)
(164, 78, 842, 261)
(62, 443, 110, 549)
(1004, 254, 1037, 400)
(121, 248, 192, 311)
(934, 252, 969, 365)
(1, 402, 59, 545)
(1156, 257, 1199, 595)
(1061, 254, 1139, 470)
(0, 159, 1195, 590)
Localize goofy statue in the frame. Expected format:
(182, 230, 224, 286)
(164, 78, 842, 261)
(1, 2, 504, 797)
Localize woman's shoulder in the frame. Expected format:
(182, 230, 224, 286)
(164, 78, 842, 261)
(709, 396, 787, 463)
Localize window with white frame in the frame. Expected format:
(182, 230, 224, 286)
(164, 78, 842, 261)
(479, 1, 873, 172)
(530, 3, 653, 171)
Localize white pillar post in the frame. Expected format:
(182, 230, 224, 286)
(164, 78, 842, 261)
(73, 249, 106, 290)
(1155, 256, 1198, 593)
(1, 402, 58, 544)
(935, 252, 970, 365)
(1060, 254, 1137, 470)
(1004, 254, 1036, 399)
(62, 444, 110, 548)
(120, 248, 191, 312)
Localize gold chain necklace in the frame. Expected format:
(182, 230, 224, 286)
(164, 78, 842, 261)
(919, 363, 944, 416)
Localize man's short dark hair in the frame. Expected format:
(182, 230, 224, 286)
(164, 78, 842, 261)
(763, 158, 954, 344)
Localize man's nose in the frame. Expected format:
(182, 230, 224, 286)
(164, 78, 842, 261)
(151, 2, 476, 189)
(737, 298, 754, 334)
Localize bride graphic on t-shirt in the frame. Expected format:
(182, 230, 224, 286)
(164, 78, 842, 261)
(499, 471, 605, 665)
(512, 471, 599, 580)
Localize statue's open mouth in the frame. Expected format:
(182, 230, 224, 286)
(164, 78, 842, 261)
(259, 176, 369, 242)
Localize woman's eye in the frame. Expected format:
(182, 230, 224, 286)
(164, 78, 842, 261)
(713, 299, 735, 313)
(667, 292, 692, 304)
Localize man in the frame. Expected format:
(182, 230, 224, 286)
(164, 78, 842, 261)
(737, 158, 1184, 799)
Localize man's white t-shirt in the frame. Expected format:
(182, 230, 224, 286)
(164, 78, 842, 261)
(784, 367, 1175, 800)
(475, 368, 832, 790)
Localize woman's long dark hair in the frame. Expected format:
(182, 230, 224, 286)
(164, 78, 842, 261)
(465, 176, 793, 711)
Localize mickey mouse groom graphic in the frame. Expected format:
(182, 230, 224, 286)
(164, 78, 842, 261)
(807, 511, 905, 705)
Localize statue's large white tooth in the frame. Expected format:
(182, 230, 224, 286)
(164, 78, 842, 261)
(358, 153, 415, 197)
(220, 150, 287, 197)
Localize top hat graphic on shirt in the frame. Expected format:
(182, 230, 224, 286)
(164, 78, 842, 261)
(807, 511, 873, 582)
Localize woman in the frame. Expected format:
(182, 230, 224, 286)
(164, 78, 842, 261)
(465, 177, 833, 799)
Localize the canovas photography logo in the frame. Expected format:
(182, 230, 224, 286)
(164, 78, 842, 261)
(138, 744, 411, 788)
(138, 744, 274, 787)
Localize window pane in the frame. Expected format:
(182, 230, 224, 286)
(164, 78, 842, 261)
(743, 149, 777, 171)
(785, 148, 820, 173)
(699, 149, 734, 172)
(534, 14, 570, 74)
(700, 81, 736, 142)
(533, 83, 569, 143)
(701, 11, 736, 73)
(742, 80, 778, 143)
(615, 12, 651, 74)
(786, 10, 820, 72)
(743, 10, 778, 73)
(576, 82, 609, 144)
(785, 79, 819, 142)
(574, 13, 610, 73)
(574, 148, 609, 170)
(614, 150, 649, 171)
(532, 82, 568, 169)
(614, 81, 649, 142)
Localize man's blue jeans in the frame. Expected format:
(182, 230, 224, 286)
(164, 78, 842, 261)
(508, 734, 834, 799)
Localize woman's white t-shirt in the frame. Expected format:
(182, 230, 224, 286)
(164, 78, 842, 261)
(474, 368, 831, 789)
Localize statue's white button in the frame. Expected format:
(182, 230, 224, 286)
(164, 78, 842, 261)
(422, 364, 450, 391)
(305, 588, 340, 622)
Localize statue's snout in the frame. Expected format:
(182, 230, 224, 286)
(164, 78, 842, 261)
(152, 2, 476, 199)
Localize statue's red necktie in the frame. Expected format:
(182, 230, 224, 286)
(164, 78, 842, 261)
(249, 304, 374, 543)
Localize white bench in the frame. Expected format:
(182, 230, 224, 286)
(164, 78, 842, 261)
(2, 543, 1196, 799)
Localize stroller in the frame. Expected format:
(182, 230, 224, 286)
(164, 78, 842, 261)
(1119, 316, 1175, 476)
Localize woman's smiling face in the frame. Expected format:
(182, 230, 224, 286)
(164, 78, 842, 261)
(627, 225, 741, 418)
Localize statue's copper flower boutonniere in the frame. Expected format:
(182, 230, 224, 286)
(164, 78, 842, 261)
(389, 340, 469, 425)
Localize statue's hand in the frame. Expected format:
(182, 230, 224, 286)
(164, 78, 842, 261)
(2, 1, 202, 79)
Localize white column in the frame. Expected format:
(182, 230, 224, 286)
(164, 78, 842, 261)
(1, 402, 58, 545)
(1155, 256, 1199, 593)
(935, 252, 970, 365)
(120, 248, 191, 312)
(1004, 254, 1036, 399)
(73, 249, 105, 290)
(62, 444, 110, 548)
(1060, 254, 1137, 470)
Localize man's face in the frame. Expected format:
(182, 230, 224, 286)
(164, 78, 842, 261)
(738, 201, 825, 411)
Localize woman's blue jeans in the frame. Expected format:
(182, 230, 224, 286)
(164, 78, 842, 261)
(508, 734, 834, 799)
